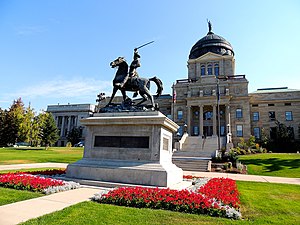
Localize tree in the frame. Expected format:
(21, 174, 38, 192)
(3, 98, 25, 144)
(0, 108, 6, 146)
(66, 127, 81, 146)
(39, 112, 59, 148)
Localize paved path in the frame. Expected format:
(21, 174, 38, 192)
(0, 187, 101, 225)
(183, 171, 300, 185)
(0, 163, 68, 171)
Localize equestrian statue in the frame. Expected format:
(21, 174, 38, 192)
(104, 42, 163, 111)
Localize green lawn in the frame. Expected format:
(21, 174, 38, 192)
(0, 147, 83, 165)
(0, 187, 43, 206)
(238, 153, 300, 178)
(21, 181, 300, 225)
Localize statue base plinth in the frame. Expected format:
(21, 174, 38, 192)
(66, 111, 183, 187)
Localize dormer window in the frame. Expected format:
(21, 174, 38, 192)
(214, 64, 219, 76)
(207, 64, 212, 75)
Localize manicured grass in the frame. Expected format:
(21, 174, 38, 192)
(21, 181, 300, 225)
(0, 187, 43, 206)
(0, 147, 83, 165)
(238, 153, 300, 178)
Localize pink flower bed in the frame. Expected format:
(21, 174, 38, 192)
(93, 178, 241, 219)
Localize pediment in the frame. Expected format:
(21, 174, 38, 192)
(188, 52, 232, 63)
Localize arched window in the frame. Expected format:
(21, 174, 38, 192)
(201, 65, 205, 75)
(207, 64, 212, 75)
(214, 64, 219, 76)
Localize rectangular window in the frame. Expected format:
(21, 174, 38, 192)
(285, 111, 293, 121)
(269, 111, 276, 121)
(268, 104, 274, 106)
(253, 127, 260, 139)
(201, 66, 205, 75)
(252, 104, 258, 107)
(236, 125, 243, 137)
(253, 112, 259, 121)
(177, 110, 183, 120)
(193, 126, 199, 136)
(236, 108, 243, 118)
(285, 103, 291, 106)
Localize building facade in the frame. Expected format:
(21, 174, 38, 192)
(47, 104, 95, 146)
(170, 24, 300, 146)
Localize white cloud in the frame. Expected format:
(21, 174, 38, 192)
(13, 78, 112, 99)
(16, 25, 46, 36)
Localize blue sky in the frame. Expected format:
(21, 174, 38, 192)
(0, 0, 299, 112)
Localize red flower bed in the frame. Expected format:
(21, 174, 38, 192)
(0, 173, 64, 192)
(198, 178, 240, 208)
(95, 178, 241, 219)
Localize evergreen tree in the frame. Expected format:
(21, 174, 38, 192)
(39, 112, 59, 148)
(0, 108, 6, 146)
(4, 98, 25, 144)
(67, 127, 81, 146)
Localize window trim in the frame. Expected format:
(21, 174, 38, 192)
(253, 112, 259, 121)
(285, 111, 293, 121)
(236, 108, 243, 118)
(236, 125, 243, 137)
(253, 127, 260, 139)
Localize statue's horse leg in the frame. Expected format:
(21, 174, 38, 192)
(106, 86, 118, 106)
(136, 80, 155, 108)
(121, 89, 127, 101)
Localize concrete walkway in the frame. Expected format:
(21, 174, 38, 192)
(0, 163, 68, 171)
(183, 171, 300, 185)
(0, 187, 101, 225)
(0, 163, 299, 224)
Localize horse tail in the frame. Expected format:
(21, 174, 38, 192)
(149, 76, 163, 98)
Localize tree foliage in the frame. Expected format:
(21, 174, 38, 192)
(39, 112, 59, 148)
(66, 127, 81, 146)
(0, 99, 59, 147)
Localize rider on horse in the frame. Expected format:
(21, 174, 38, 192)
(115, 48, 141, 89)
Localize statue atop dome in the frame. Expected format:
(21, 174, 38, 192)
(207, 19, 212, 33)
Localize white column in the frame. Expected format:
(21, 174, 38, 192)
(187, 106, 192, 135)
(67, 116, 71, 133)
(213, 105, 217, 136)
(60, 116, 65, 137)
(199, 105, 203, 136)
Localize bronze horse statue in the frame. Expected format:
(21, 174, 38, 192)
(106, 57, 163, 109)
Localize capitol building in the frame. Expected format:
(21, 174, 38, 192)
(48, 24, 300, 149)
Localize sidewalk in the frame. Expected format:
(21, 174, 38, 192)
(0, 163, 68, 171)
(0, 187, 101, 225)
(183, 171, 300, 185)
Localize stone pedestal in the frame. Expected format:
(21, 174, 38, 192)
(66, 111, 183, 187)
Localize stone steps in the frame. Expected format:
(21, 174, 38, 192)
(172, 157, 209, 172)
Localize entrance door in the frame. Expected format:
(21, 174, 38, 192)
(203, 126, 213, 137)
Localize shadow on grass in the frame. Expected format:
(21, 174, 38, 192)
(240, 158, 300, 173)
